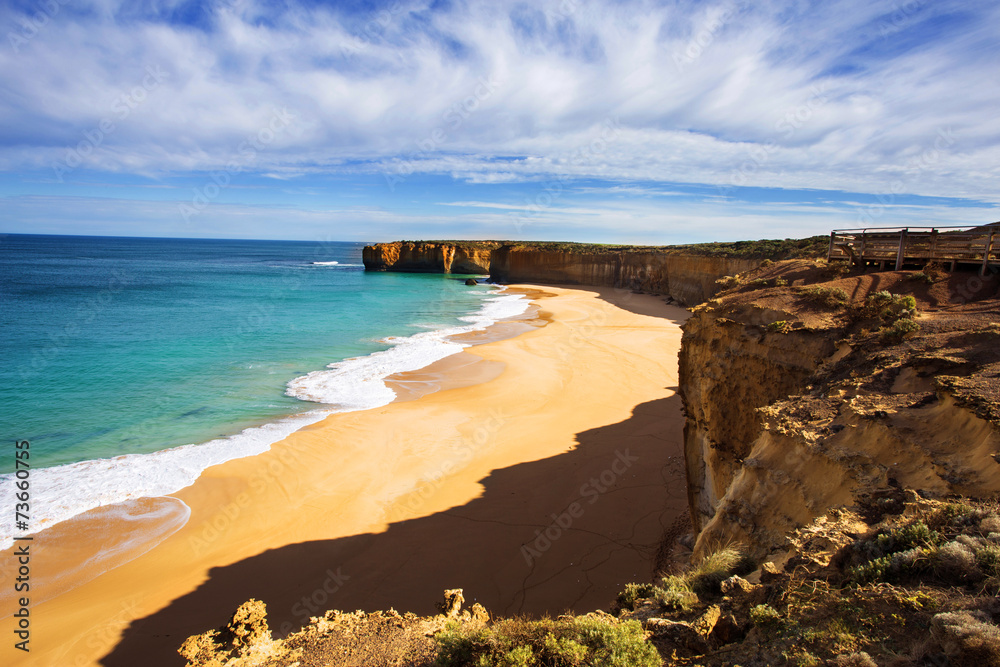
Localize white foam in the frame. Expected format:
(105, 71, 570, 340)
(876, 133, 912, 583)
(0, 286, 531, 549)
(311, 261, 339, 265)
(285, 288, 530, 405)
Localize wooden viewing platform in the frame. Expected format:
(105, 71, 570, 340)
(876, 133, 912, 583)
(827, 224, 1000, 275)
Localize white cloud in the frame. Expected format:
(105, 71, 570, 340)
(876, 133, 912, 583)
(0, 0, 998, 210)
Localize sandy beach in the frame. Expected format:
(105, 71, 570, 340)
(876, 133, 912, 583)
(3, 285, 689, 667)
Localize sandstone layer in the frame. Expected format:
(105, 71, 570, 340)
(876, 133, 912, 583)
(362, 240, 818, 304)
(488, 247, 760, 305)
(679, 260, 1000, 559)
(362, 241, 497, 273)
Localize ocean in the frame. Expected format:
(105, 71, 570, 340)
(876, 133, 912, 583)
(0, 234, 527, 549)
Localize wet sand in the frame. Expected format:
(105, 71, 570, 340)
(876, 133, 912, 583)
(2, 285, 689, 667)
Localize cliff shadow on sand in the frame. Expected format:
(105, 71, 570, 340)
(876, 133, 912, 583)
(100, 394, 687, 667)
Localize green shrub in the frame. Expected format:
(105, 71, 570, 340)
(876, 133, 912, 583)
(775, 277, 789, 287)
(655, 546, 752, 604)
(657, 588, 698, 612)
(801, 286, 849, 308)
(907, 271, 935, 284)
(715, 275, 743, 289)
(687, 546, 752, 596)
(434, 616, 660, 667)
(880, 318, 920, 343)
(767, 320, 791, 333)
(613, 583, 660, 613)
(975, 544, 1000, 577)
(848, 522, 944, 584)
(933, 502, 979, 528)
(934, 540, 983, 584)
(856, 291, 918, 327)
(750, 604, 786, 636)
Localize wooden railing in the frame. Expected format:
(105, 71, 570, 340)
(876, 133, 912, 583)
(827, 225, 1000, 275)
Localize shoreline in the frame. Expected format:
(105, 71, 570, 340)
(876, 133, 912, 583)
(3, 284, 689, 667)
(0, 282, 534, 553)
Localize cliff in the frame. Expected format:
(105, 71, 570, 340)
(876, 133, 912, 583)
(488, 247, 761, 305)
(363, 237, 827, 305)
(679, 260, 1000, 559)
(362, 241, 497, 273)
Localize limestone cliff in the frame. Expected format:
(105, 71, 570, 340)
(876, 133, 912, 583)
(489, 247, 760, 305)
(680, 260, 1000, 559)
(362, 241, 497, 273)
(363, 238, 827, 304)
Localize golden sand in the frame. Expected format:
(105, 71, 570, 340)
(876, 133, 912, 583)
(3, 285, 689, 667)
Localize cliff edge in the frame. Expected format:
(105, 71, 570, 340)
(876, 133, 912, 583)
(363, 237, 827, 305)
(362, 241, 498, 273)
(680, 260, 1000, 560)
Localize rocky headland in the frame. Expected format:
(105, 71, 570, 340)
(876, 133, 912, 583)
(362, 238, 827, 305)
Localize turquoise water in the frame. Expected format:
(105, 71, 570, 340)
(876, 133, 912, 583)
(0, 234, 523, 543)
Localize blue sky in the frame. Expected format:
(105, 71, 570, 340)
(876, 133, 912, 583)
(1, 0, 998, 244)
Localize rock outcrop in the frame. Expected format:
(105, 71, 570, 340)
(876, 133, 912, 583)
(179, 590, 489, 667)
(362, 241, 496, 273)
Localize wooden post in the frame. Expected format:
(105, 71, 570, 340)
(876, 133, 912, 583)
(859, 232, 867, 268)
(929, 229, 938, 265)
(982, 229, 996, 277)
(895, 228, 908, 271)
(827, 231, 836, 262)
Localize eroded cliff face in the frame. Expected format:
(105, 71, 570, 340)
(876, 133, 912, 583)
(489, 247, 760, 305)
(680, 261, 1000, 559)
(680, 305, 840, 535)
(362, 241, 766, 304)
(362, 242, 496, 274)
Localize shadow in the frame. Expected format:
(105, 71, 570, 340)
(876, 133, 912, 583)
(592, 288, 691, 326)
(101, 394, 687, 666)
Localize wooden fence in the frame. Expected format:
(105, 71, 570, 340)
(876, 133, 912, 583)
(827, 225, 1000, 275)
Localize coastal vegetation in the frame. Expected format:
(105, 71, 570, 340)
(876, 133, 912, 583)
(435, 615, 661, 667)
(392, 235, 829, 259)
(610, 497, 1000, 666)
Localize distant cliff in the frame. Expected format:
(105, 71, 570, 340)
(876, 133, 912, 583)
(363, 238, 826, 305)
(362, 241, 498, 274)
(489, 246, 761, 305)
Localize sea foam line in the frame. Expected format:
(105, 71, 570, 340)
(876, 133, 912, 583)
(0, 287, 530, 550)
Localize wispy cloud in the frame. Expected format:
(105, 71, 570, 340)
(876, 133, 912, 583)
(1, 0, 998, 239)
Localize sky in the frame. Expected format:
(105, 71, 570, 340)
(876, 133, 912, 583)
(0, 0, 998, 244)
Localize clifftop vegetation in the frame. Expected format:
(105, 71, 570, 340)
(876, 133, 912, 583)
(383, 236, 829, 260)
